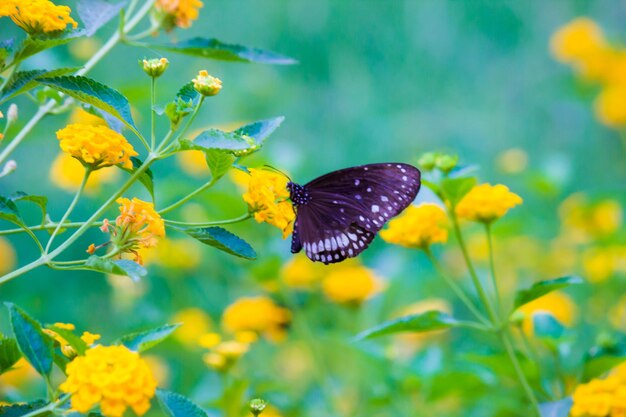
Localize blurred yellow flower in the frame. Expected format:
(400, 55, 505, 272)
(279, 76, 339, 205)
(110, 197, 165, 250)
(559, 194, 623, 241)
(1, 0, 77, 34)
(61, 345, 157, 417)
(455, 184, 522, 223)
(156, 0, 203, 29)
(610, 295, 626, 332)
(81, 331, 101, 345)
(222, 296, 291, 342)
(496, 148, 528, 174)
(517, 291, 577, 335)
(177, 150, 208, 177)
(68, 39, 102, 61)
(570, 361, 626, 417)
(143, 355, 170, 387)
(50, 153, 120, 194)
(321, 261, 383, 306)
(198, 332, 222, 349)
(192, 70, 222, 97)
(54, 322, 75, 330)
(201, 335, 251, 372)
(242, 169, 295, 239)
(380, 203, 448, 249)
(172, 308, 213, 345)
(143, 238, 201, 270)
(595, 84, 626, 127)
(56, 124, 137, 170)
(583, 246, 626, 283)
(0, 237, 16, 275)
(0, 358, 37, 391)
(280, 253, 326, 289)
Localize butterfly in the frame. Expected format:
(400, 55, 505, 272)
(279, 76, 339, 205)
(287, 163, 421, 264)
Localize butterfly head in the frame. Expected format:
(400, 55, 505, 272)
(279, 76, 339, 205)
(287, 182, 311, 206)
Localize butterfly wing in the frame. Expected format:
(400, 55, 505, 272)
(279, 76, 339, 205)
(291, 163, 420, 264)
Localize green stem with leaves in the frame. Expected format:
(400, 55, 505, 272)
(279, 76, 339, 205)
(164, 212, 251, 227)
(19, 394, 70, 417)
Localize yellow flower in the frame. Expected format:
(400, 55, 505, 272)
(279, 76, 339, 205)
(142, 238, 201, 270)
(156, 0, 203, 29)
(60, 345, 157, 417)
(595, 84, 626, 127)
(54, 322, 75, 330)
(200, 334, 252, 372)
(455, 183, 522, 223)
(321, 261, 383, 305)
(280, 253, 326, 289)
(380, 203, 448, 249)
(81, 331, 101, 345)
(43, 328, 77, 358)
(0, 237, 17, 275)
(517, 291, 577, 335)
(50, 153, 120, 194)
(192, 70, 222, 97)
(56, 124, 137, 170)
(198, 332, 222, 349)
(2, 0, 77, 34)
(222, 296, 291, 342)
(559, 194, 623, 241)
(495, 148, 528, 174)
(610, 295, 626, 332)
(570, 362, 626, 417)
(112, 197, 165, 249)
(583, 246, 626, 283)
(242, 168, 295, 239)
(142, 58, 169, 78)
(0, 358, 37, 392)
(172, 308, 213, 345)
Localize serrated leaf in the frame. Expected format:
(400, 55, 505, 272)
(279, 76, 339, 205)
(0, 338, 22, 374)
(157, 389, 209, 417)
(120, 157, 154, 201)
(514, 276, 584, 310)
(441, 177, 476, 206)
(181, 130, 251, 152)
(539, 398, 572, 417)
(185, 227, 256, 260)
(85, 256, 147, 281)
(149, 38, 297, 65)
(234, 116, 284, 144)
(118, 323, 180, 352)
(5, 303, 54, 377)
(77, 0, 127, 36)
(0, 67, 79, 104)
(10, 192, 48, 225)
(14, 32, 84, 62)
(355, 310, 463, 340)
(37, 75, 136, 129)
(205, 150, 234, 180)
(176, 82, 200, 106)
(533, 313, 566, 340)
(0, 401, 50, 417)
(80, 104, 125, 133)
(47, 324, 89, 356)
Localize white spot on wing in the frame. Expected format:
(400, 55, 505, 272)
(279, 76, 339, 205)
(381, 196, 389, 202)
(355, 179, 360, 186)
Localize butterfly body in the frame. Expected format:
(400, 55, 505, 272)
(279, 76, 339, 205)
(288, 163, 421, 264)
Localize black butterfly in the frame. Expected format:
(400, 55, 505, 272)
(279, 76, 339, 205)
(287, 163, 421, 264)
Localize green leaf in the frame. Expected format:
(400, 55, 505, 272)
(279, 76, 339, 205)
(0, 67, 79, 104)
(0, 196, 22, 225)
(440, 177, 476, 206)
(185, 227, 256, 260)
(205, 150, 234, 181)
(532, 313, 566, 340)
(0, 401, 50, 417)
(5, 303, 54, 377)
(47, 324, 88, 356)
(149, 38, 297, 65)
(539, 398, 572, 417)
(118, 323, 180, 352)
(0, 338, 22, 374)
(14, 32, 84, 62)
(37, 75, 136, 129)
(355, 310, 464, 340)
(176, 82, 200, 106)
(84, 256, 147, 282)
(10, 192, 48, 225)
(233, 116, 284, 144)
(181, 131, 251, 152)
(120, 157, 154, 201)
(77, 0, 127, 36)
(156, 389, 209, 417)
(513, 276, 584, 310)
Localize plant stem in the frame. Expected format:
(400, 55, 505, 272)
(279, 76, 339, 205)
(158, 178, 214, 214)
(0, 221, 102, 236)
(485, 222, 502, 315)
(158, 96, 205, 154)
(150, 77, 156, 150)
(20, 394, 70, 417)
(164, 212, 251, 227)
(423, 248, 490, 326)
(45, 167, 91, 253)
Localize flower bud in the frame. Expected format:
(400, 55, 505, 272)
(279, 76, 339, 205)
(0, 160, 17, 178)
(192, 70, 222, 97)
(142, 57, 169, 78)
(435, 154, 458, 174)
(249, 399, 267, 416)
(7, 104, 18, 125)
(417, 152, 437, 171)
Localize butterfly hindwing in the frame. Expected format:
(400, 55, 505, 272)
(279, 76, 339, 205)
(289, 163, 421, 264)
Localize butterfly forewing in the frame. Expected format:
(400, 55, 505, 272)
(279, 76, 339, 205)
(290, 163, 421, 264)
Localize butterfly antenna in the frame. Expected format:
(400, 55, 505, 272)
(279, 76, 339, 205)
(263, 164, 292, 182)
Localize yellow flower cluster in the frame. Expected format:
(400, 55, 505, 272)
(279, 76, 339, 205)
(142, 238, 201, 270)
(199, 332, 256, 372)
(60, 345, 157, 417)
(583, 246, 626, 283)
(56, 124, 137, 170)
(222, 296, 291, 342)
(156, 0, 203, 29)
(570, 362, 626, 417)
(551, 18, 626, 127)
(242, 169, 295, 239)
(43, 323, 102, 358)
(171, 307, 213, 345)
(380, 203, 448, 249)
(1, 0, 77, 34)
(559, 194, 623, 243)
(113, 197, 165, 249)
(280, 253, 327, 289)
(192, 70, 222, 96)
(455, 184, 522, 223)
(517, 291, 577, 336)
(321, 261, 383, 306)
